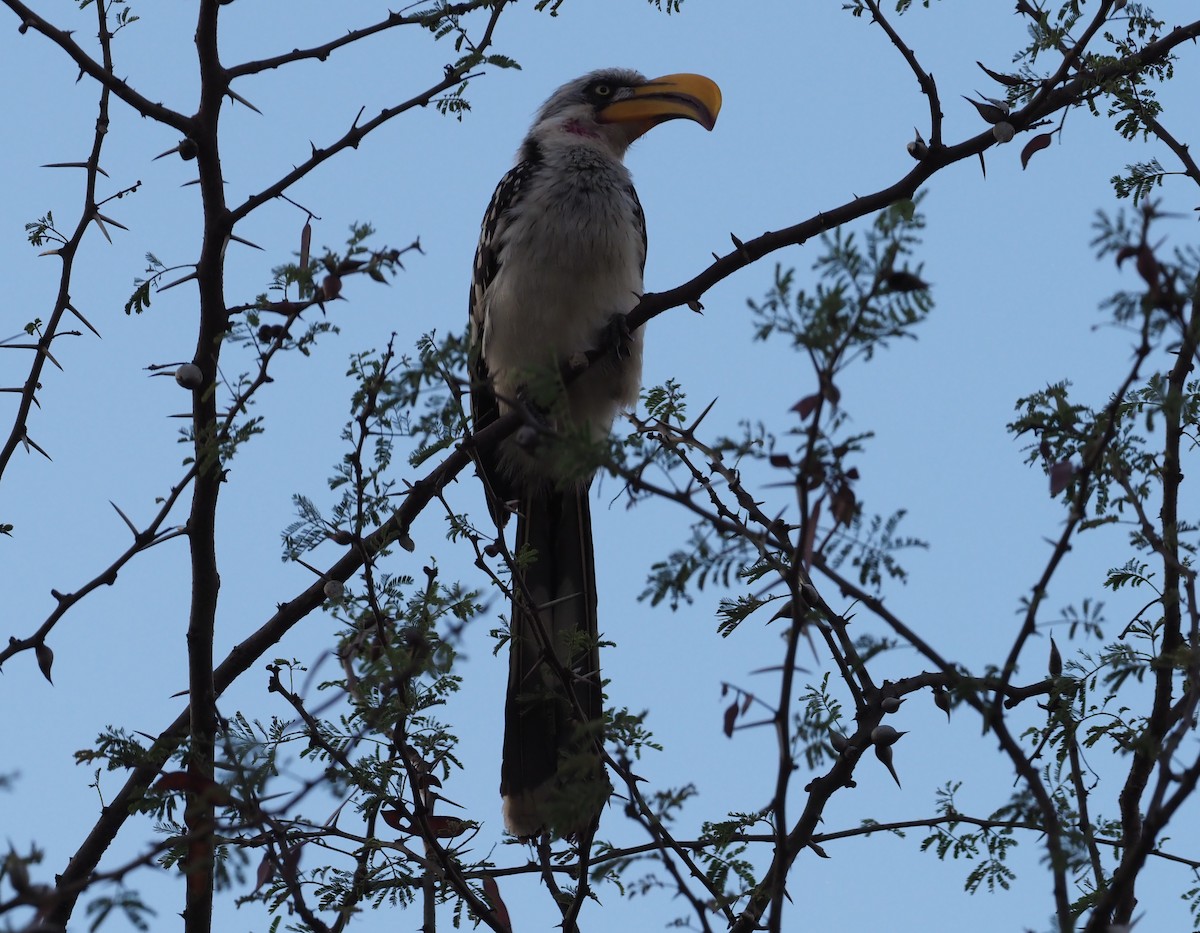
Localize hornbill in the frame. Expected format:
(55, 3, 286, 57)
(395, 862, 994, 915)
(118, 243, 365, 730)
(468, 68, 721, 837)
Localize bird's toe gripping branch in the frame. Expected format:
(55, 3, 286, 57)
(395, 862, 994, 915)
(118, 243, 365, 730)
(603, 312, 636, 362)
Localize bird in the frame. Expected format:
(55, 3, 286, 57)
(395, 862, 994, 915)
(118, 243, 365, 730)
(467, 68, 721, 837)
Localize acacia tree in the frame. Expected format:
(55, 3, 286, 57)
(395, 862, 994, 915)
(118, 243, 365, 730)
(2, 2, 1200, 932)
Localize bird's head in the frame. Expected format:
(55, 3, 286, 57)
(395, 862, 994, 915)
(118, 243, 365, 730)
(528, 68, 721, 158)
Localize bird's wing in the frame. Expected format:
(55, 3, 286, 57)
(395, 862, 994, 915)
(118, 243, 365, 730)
(468, 158, 540, 429)
(468, 158, 538, 511)
(629, 182, 648, 277)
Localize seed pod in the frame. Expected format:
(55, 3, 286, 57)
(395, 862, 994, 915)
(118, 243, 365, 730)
(907, 128, 928, 160)
(175, 363, 203, 389)
(870, 724, 906, 747)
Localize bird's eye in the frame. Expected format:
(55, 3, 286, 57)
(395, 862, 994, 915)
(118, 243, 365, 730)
(591, 83, 613, 98)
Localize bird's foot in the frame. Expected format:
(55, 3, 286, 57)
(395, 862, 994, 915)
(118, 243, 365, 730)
(513, 390, 553, 452)
(603, 312, 635, 361)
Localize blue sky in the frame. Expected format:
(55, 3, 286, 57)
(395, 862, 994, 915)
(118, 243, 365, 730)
(2, 2, 1199, 931)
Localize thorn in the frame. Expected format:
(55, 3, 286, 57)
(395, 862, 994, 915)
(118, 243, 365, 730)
(42, 161, 109, 177)
(92, 215, 112, 243)
(109, 500, 139, 537)
(225, 87, 263, 115)
(39, 345, 63, 371)
(159, 270, 198, 292)
(93, 211, 129, 231)
(690, 396, 720, 432)
(228, 233, 264, 251)
(67, 303, 102, 338)
(22, 433, 53, 461)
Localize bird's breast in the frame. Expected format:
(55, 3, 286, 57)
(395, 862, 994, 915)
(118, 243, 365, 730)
(484, 155, 645, 376)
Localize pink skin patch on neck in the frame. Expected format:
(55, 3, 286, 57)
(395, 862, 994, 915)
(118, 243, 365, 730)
(563, 118, 599, 138)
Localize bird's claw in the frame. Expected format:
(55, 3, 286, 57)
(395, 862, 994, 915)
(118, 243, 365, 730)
(604, 313, 634, 361)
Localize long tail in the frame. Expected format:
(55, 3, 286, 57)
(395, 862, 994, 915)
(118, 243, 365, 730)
(500, 482, 607, 837)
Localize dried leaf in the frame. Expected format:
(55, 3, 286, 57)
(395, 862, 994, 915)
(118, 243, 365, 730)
(425, 816, 468, 838)
(1049, 459, 1075, 496)
(1114, 245, 1138, 269)
(830, 484, 857, 526)
(884, 270, 929, 292)
(482, 877, 513, 932)
(1020, 132, 1053, 170)
(154, 772, 193, 793)
(152, 771, 230, 804)
(1135, 245, 1159, 288)
(722, 700, 739, 738)
(253, 853, 274, 892)
(380, 807, 406, 831)
(791, 394, 820, 419)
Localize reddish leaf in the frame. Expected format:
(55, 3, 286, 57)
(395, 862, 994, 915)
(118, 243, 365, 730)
(1114, 245, 1138, 269)
(791, 394, 820, 419)
(1020, 132, 1054, 170)
(1049, 637, 1062, 677)
(380, 807, 407, 831)
(154, 772, 194, 793)
(254, 853, 274, 892)
(153, 771, 230, 805)
(425, 816, 468, 838)
(1135, 245, 1160, 288)
(830, 484, 857, 527)
(482, 877, 513, 933)
(1048, 460, 1075, 496)
(769, 453, 792, 468)
(722, 700, 739, 738)
(740, 692, 754, 715)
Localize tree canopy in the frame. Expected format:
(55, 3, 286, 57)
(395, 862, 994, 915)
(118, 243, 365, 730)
(3, 2, 1200, 932)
